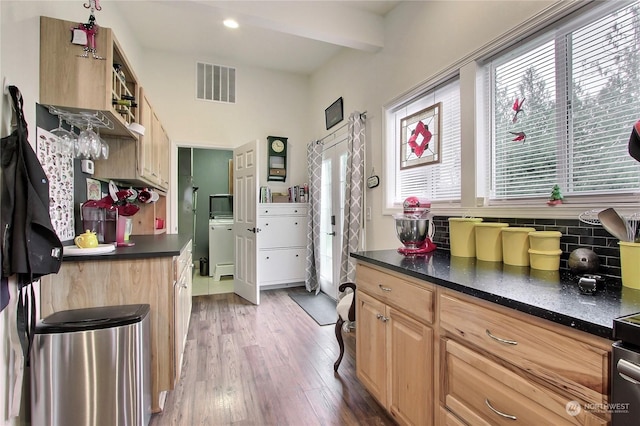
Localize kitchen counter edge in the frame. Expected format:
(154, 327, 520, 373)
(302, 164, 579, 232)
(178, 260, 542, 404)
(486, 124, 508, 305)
(351, 250, 640, 340)
(62, 234, 192, 261)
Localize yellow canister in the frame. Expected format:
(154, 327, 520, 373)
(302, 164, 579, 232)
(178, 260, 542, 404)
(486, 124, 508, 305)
(501, 227, 537, 266)
(448, 217, 483, 257)
(528, 249, 562, 271)
(528, 231, 562, 251)
(474, 223, 509, 262)
(619, 242, 640, 290)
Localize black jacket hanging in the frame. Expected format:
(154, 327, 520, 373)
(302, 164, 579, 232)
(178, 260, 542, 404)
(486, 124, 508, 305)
(1, 86, 63, 285)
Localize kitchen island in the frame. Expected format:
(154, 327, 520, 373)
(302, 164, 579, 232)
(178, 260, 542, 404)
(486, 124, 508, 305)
(39, 234, 193, 413)
(351, 249, 637, 425)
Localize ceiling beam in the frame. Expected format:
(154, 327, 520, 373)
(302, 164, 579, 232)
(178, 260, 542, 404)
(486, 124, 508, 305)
(197, 1, 385, 52)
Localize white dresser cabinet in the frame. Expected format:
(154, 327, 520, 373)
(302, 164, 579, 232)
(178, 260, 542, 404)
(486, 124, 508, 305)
(258, 204, 308, 287)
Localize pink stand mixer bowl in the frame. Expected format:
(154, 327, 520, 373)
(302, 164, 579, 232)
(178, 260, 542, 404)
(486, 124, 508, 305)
(395, 197, 437, 255)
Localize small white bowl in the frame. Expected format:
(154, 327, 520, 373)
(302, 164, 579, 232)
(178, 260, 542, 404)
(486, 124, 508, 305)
(128, 122, 145, 136)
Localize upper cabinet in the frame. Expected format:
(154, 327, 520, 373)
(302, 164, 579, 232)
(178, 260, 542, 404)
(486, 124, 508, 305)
(40, 16, 171, 192)
(93, 88, 170, 192)
(39, 16, 139, 138)
(139, 88, 170, 189)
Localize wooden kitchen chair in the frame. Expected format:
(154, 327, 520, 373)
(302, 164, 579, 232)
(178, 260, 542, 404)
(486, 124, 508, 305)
(334, 282, 356, 372)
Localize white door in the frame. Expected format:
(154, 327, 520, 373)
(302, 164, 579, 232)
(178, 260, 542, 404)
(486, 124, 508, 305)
(233, 140, 260, 305)
(319, 139, 348, 299)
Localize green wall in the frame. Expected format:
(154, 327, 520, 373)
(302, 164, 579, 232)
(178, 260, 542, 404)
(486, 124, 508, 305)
(193, 148, 233, 261)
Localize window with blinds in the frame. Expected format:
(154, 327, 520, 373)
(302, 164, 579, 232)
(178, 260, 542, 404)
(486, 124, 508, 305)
(388, 78, 461, 205)
(196, 62, 236, 103)
(486, 1, 640, 202)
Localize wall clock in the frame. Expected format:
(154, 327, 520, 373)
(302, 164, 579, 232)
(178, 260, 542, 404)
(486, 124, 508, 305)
(267, 136, 287, 182)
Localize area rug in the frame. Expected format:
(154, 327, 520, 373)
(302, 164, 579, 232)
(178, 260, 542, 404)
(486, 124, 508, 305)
(289, 291, 337, 326)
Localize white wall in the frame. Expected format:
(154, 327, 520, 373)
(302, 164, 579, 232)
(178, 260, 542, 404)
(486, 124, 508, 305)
(309, 0, 556, 250)
(139, 49, 312, 193)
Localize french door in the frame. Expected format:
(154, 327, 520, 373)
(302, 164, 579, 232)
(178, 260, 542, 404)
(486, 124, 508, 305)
(319, 139, 348, 300)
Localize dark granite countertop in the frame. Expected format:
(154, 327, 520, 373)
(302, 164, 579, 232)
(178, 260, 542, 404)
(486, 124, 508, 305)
(351, 249, 640, 340)
(62, 234, 192, 261)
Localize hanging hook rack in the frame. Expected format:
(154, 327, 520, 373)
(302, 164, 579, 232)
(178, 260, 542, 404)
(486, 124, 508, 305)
(83, 0, 102, 13)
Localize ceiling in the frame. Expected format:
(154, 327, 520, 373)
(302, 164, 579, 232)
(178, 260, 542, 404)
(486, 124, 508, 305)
(113, 1, 400, 75)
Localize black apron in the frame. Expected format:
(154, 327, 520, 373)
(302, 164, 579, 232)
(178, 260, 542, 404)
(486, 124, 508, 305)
(1, 85, 62, 361)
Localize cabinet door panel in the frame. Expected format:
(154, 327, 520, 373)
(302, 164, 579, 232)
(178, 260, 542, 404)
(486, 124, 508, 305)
(443, 339, 606, 426)
(259, 216, 307, 248)
(357, 264, 434, 324)
(389, 307, 433, 426)
(356, 291, 388, 407)
(258, 248, 305, 284)
(440, 293, 609, 404)
(138, 91, 157, 184)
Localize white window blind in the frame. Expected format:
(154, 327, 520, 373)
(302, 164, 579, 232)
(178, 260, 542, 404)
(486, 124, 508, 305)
(390, 78, 461, 204)
(487, 1, 640, 201)
(196, 62, 236, 103)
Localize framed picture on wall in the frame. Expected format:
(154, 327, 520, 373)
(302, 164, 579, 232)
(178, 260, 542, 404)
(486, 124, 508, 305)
(86, 178, 101, 200)
(399, 102, 442, 169)
(325, 97, 344, 130)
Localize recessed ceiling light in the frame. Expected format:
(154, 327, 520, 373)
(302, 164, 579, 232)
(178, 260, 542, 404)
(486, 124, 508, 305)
(223, 19, 239, 29)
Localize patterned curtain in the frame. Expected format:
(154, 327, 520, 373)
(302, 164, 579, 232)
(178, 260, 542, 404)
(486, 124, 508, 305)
(305, 140, 323, 293)
(340, 112, 365, 284)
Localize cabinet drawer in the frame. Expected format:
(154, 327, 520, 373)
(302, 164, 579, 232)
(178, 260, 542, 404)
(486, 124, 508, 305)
(258, 248, 305, 284)
(174, 240, 192, 281)
(258, 205, 308, 216)
(356, 264, 434, 324)
(440, 293, 610, 404)
(259, 216, 307, 248)
(443, 339, 606, 426)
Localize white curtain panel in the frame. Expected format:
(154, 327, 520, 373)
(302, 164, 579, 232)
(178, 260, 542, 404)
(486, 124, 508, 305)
(340, 112, 365, 285)
(305, 140, 323, 293)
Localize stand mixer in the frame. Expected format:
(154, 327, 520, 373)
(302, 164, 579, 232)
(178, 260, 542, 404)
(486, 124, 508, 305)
(394, 196, 437, 255)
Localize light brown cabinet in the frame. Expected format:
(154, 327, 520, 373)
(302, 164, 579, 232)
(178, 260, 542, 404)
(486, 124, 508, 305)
(354, 261, 613, 426)
(442, 338, 606, 425)
(39, 239, 192, 413)
(138, 88, 170, 189)
(439, 291, 611, 425)
(39, 16, 138, 138)
(93, 88, 170, 192)
(356, 263, 435, 426)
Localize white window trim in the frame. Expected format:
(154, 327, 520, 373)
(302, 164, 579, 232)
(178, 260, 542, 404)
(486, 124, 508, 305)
(382, 0, 640, 219)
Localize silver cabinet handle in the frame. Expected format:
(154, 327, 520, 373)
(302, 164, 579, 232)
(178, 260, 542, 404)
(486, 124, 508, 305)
(486, 329, 518, 345)
(378, 284, 392, 292)
(485, 399, 516, 420)
(376, 313, 389, 322)
(617, 359, 640, 384)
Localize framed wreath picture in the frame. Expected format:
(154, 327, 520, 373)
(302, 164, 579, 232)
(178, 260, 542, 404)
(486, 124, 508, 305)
(400, 102, 442, 169)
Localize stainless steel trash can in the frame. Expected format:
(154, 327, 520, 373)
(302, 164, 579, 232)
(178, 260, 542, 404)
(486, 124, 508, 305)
(31, 304, 151, 426)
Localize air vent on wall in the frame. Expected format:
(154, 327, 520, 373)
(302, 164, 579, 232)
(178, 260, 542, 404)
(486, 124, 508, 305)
(196, 62, 236, 103)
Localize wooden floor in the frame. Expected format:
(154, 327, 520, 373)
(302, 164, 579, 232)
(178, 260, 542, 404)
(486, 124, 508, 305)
(150, 288, 395, 426)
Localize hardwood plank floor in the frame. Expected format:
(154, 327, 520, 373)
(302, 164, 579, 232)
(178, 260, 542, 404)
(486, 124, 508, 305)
(150, 288, 395, 426)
